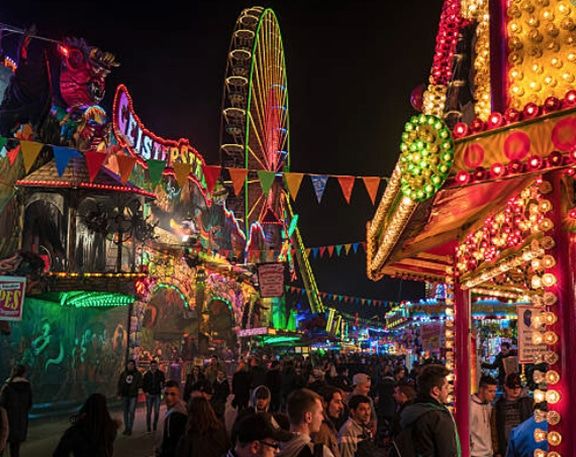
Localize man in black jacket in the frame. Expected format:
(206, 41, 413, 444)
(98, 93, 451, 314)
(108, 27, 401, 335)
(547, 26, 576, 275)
(117, 359, 143, 435)
(143, 360, 166, 432)
(156, 380, 187, 457)
(398, 364, 461, 457)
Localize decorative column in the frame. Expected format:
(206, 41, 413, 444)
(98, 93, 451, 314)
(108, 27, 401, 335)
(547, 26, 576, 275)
(452, 268, 471, 457)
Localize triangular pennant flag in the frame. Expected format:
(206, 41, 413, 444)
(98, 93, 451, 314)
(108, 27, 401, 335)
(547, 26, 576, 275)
(353, 243, 360, 254)
(258, 170, 276, 194)
(20, 140, 44, 173)
(7, 145, 21, 166)
(368, 299, 373, 306)
(362, 177, 381, 205)
(361, 299, 366, 305)
(361, 242, 367, 251)
(310, 175, 329, 203)
(338, 295, 343, 302)
(344, 244, 352, 255)
(147, 159, 166, 185)
(116, 154, 137, 183)
(203, 165, 222, 194)
(284, 172, 305, 200)
(335, 245, 343, 256)
(53, 146, 81, 176)
(327, 245, 335, 257)
(84, 150, 107, 182)
(0, 136, 7, 153)
(337, 176, 355, 204)
(312, 248, 319, 259)
(305, 249, 311, 257)
(173, 162, 192, 188)
(228, 167, 248, 196)
(319, 246, 327, 257)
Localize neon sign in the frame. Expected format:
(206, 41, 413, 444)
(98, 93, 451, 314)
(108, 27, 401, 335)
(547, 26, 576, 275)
(112, 84, 207, 194)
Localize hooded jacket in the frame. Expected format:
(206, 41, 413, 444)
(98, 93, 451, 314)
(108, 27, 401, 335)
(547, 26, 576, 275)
(469, 395, 493, 457)
(0, 377, 32, 442)
(399, 396, 461, 457)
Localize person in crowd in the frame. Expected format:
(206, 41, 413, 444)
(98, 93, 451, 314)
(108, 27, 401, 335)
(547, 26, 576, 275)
(226, 413, 291, 457)
(314, 386, 345, 457)
(250, 358, 268, 393)
(481, 342, 517, 386)
(0, 404, 9, 456)
(175, 397, 229, 457)
(505, 404, 548, 457)
(338, 395, 373, 457)
(117, 359, 142, 436)
(156, 380, 188, 457)
(231, 385, 280, 445)
(390, 384, 416, 438)
(397, 364, 460, 457)
(470, 375, 498, 457)
(349, 374, 377, 437)
(184, 366, 205, 403)
(143, 360, 166, 433)
(205, 356, 222, 384)
(375, 367, 396, 438)
(330, 366, 351, 392)
(266, 361, 283, 413)
(308, 369, 327, 394)
(393, 367, 407, 385)
(52, 393, 118, 457)
(0, 364, 32, 457)
(212, 369, 231, 419)
(188, 379, 214, 403)
(278, 388, 334, 457)
(232, 361, 252, 410)
(493, 373, 533, 457)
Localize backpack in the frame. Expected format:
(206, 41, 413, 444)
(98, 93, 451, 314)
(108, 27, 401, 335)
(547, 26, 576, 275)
(389, 425, 416, 457)
(296, 443, 324, 457)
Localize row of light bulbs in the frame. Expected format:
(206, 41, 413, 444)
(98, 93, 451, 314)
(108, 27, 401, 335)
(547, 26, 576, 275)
(444, 270, 456, 406)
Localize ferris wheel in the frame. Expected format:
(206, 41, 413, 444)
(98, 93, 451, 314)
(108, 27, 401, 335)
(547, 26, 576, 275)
(220, 7, 290, 249)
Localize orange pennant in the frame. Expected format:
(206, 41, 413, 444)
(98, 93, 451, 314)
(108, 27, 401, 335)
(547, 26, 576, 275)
(284, 172, 304, 200)
(305, 249, 311, 257)
(173, 162, 192, 188)
(344, 244, 352, 255)
(362, 177, 381, 205)
(116, 154, 137, 183)
(20, 140, 44, 173)
(229, 168, 248, 196)
(337, 176, 355, 204)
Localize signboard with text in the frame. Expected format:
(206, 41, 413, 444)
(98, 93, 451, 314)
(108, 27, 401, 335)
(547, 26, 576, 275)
(257, 263, 285, 298)
(0, 276, 26, 321)
(517, 305, 546, 364)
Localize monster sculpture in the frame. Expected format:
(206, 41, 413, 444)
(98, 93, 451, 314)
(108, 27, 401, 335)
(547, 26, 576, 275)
(0, 32, 119, 149)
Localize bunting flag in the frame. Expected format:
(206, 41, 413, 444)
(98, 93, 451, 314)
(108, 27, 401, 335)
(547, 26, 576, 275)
(258, 170, 276, 194)
(335, 244, 343, 256)
(353, 243, 360, 254)
(362, 176, 380, 205)
(312, 248, 319, 259)
(147, 159, 166, 185)
(327, 245, 335, 257)
(229, 168, 248, 196)
(286, 286, 395, 308)
(116, 154, 137, 183)
(337, 175, 355, 204)
(173, 162, 192, 188)
(305, 249, 311, 257)
(344, 244, 352, 255)
(53, 146, 81, 176)
(319, 246, 327, 257)
(284, 172, 305, 200)
(0, 137, 7, 153)
(7, 145, 21, 166)
(203, 165, 222, 194)
(20, 141, 44, 173)
(84, 150, 107, 182)
(310, 175, 329, 203)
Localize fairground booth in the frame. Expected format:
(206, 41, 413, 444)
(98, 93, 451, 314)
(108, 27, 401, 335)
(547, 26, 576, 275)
(367, 1, 576, 456)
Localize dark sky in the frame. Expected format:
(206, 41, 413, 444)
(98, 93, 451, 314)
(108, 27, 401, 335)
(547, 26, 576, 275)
(2, 1, 444, 317)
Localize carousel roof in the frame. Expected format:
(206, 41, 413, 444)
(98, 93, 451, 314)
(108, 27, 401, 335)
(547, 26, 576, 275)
(15, 157, 156, 198)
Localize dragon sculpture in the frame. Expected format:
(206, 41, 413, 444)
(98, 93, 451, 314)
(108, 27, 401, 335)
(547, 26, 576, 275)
(0, 32, 119, 149)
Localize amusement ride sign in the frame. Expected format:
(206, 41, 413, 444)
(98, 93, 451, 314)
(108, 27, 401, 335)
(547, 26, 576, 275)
(112, 84, 208, 195)
(0, 276, 26, 321)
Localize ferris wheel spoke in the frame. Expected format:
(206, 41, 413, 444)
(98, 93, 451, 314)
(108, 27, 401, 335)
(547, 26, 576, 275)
(246, 191, 265, 221)
(246, 144, 268, 171)
(247, 116, 270, 169)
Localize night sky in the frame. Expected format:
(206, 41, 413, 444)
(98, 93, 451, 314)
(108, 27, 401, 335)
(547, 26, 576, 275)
(1, 1, 445, 318)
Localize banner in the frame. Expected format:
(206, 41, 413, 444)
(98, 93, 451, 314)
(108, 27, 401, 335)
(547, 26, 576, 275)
(0, 276, 26, 321)
(517, 305, 546, 364)
(257, 263, 285, 298)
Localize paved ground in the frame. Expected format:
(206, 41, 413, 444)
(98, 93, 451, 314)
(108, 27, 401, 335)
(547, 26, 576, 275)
(21, 404, 160, 457)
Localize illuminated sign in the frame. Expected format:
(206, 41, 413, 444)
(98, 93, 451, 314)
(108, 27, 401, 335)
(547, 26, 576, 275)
(0, 276, 26, 321)
(237, 327, 270, 337)
(112, 84, 207, 194)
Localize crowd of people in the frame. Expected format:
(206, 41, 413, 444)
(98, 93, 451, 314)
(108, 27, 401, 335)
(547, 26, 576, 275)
(0, 349, 546, 457)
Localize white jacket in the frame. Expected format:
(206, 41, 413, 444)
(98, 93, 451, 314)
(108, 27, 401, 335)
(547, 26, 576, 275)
(470, 394, 493, 457)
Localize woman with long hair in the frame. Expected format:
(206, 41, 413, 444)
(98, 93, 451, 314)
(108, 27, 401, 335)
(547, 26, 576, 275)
(175, 397, 229, 457)
(53, 393, 118, 457)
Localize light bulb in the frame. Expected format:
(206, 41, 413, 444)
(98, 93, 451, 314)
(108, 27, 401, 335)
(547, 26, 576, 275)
(542, 255, 556, 268)
(532, 332, 544, 345)
(531, 259, 542, 270)
(543, 312, 558, 325)
(545, 351, 559, 364)
(532, 370, 545, 383)
(544, 331, 559, 345)
(542, 273, 557, 287)
(534, 428, 547, 442)
(445, 307, 454, 317)
(533, 449, 546, 457)
(547, 453, 561, 457)
(541, 236, 555, 249)
(546, 370, 560, 384)
(548, 431, 562, 446)
(534, 389, 546, 403)
(547, 410, 561, 425)
(543, 292, 558, 306)
(546, 389, 561, 404)
(531, 275, 543, 289)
